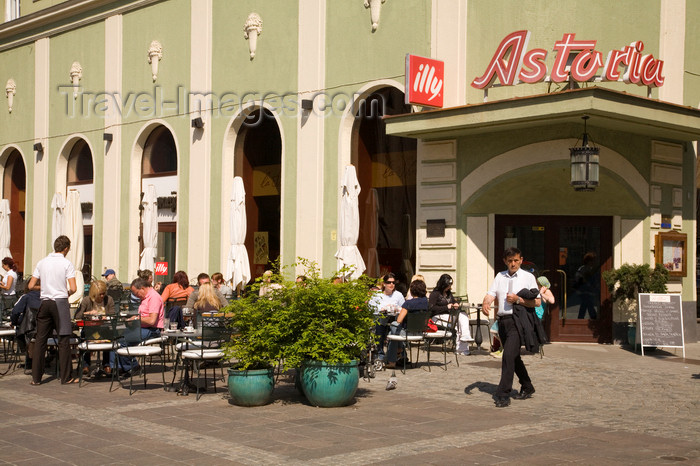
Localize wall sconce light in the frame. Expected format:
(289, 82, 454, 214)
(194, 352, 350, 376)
(301, 99, 313, 111)
(103, 133, 113, 142)
(33, 142, 43, 152)
(191, 117, 204, 128)
(570, 115, 599, 192)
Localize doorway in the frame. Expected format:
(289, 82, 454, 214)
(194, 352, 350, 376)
(495, 215, 612, 343)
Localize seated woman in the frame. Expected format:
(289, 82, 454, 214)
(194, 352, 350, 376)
(160, 271, 194, 304)
(193, 283, 222, 318)
(368, 273, 405, 362)
(385, 280, 428, 369)
(0, 257, 18, 307)
(75, 280, 115, 375)
(211, 272, 234, 300)
(429, 274, 472, 356)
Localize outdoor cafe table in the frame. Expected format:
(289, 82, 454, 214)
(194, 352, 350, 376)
(163, 329, 202, 394)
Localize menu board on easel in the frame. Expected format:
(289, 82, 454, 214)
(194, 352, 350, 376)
(637, 293, 685, 358)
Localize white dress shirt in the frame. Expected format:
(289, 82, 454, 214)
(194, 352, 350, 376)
(487, 268, 538, 316)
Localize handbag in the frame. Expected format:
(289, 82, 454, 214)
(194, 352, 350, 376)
(426, 318, 438, 332)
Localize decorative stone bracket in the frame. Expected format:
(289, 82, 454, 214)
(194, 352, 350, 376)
(70, 62, 82, 99)
(364, 0, 386, 32)
(244, 13, 263, 59)
(148, 40, 163, 81)
(5, 79, 15, 113)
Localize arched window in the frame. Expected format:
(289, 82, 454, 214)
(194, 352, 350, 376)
(67, 139, 93, 185)
(235, 108, 282, 278)
(3, 149, 25, 272)
(142, 126, 177, 176)
(354, 87, 416, 285)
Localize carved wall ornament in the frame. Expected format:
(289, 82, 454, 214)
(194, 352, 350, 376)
(69, 62, 82, 99)
(364, 0, 386, 32)
(243, 13, 263, 59)
(148, 40, 163, 81)
(5, 79, 15, 113)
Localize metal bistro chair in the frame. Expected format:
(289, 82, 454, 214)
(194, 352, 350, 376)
(111, 316, 166, 395)
(424, 307, 460, 371)
(386, 309, 430, 374)
(0, 304, 18, 376)
(77, 317, 118, 387)
(179, 315, 230, 400)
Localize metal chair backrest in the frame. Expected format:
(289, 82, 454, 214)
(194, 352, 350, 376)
(121, 316, 144, 346)
(405, 309, 431, 337)
(197, 316, 230, 352)
(165, 298, 187, 312)
(82, 317, 117, 343)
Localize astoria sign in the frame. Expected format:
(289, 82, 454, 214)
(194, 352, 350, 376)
(472, 30, 665, 89)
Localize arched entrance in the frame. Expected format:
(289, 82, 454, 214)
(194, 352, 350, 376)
(234, 108, 281, 279)
(66, 139, 94, 282)
(141, 125, 177, 285)
(353, 87, 416, 287)
(2, 149, 25, 273)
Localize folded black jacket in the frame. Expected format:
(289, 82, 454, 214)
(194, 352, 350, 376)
(513, 288, 548, 353)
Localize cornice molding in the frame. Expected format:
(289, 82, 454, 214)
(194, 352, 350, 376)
(0, 0, 164, 52)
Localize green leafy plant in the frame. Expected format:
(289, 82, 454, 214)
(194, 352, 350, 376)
(222, 258, 375, 370)
(223, 265, 289, 370)
(602, 263, 669, 323)
(280, 259, 375, 368)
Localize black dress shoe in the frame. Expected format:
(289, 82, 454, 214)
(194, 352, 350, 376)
(515, 387, 535, 400)
(494, 396, 511, 408)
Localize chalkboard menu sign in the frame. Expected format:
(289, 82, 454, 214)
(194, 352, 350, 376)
(637, 293, 685, 357)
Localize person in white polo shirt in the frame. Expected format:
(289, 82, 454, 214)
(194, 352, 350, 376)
(29, 235, 77, 385)
(482, 247, 540, 408)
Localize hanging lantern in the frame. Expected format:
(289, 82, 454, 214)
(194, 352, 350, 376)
(570, 115, 599, 191)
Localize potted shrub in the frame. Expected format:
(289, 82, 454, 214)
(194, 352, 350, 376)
(602, 263, 669, 347)
(280, 259, 375, 407)
(223, 273, 289, 406)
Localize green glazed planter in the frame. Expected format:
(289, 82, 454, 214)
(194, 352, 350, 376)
(227, 367, 275, 407)
(299, 360, 359, 407)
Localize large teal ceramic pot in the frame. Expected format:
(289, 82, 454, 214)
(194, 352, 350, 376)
(227, 367, 275, 406)
(299, 360, 359, 407)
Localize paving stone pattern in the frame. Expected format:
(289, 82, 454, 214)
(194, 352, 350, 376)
(0, 342, 698, 465)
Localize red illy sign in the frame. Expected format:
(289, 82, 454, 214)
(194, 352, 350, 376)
(155, 262, 168, 276)
(472, 30, 665, 89)
(405, 54, 444, 108)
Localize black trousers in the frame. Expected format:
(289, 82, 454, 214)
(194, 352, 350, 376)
(496, 315, 533, 397)
(32, 300, 72, 384)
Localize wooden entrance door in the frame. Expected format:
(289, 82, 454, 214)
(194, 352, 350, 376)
(495, 215, 612, 343)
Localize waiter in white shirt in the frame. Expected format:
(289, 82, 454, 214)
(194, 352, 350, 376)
(29, 235, 77, 385)
(482, 247, 540, 408)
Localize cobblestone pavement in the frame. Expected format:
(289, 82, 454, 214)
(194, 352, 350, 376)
(0, 341, 698, 465)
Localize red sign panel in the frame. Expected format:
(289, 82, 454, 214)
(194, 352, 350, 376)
(405, 54, 444, 108)
(155, 262, 168, 276)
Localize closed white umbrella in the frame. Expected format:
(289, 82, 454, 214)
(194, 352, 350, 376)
(0, 199, 11, 258)
(139, 184, 158, 272)
(64, 190, 84, 305)
(51, 193, 65, 242)
(226, 176, 251, 292)
(335, 164, 365, 280)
